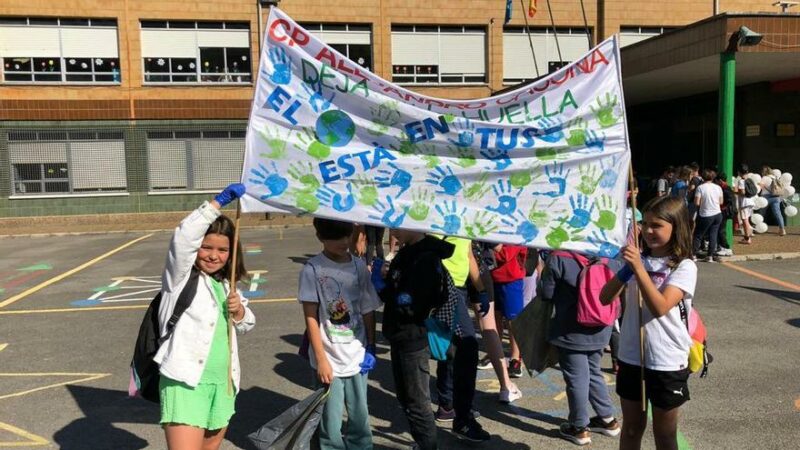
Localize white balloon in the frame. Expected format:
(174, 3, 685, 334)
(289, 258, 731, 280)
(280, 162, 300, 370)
(786, 205, 798, 217)
(780, 172, 793, 185)
(783, 185, 796, 198)
(750, 213, 764, 225)
(748, 173, 762, 185)
(755, 222, 769, 234)
(772, 169, 782, 178)
(754, 197, 768, 209)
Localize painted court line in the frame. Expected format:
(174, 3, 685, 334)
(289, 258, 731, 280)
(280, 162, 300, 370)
(0, 233, 154, 309)
(0, 421, 49, 447)
(0, 373, 110, 401)
(0, 297, 297, 315)
(721, 262, 800, 292)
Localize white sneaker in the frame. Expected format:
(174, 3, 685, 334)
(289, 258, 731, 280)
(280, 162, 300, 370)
(499, 387, 522, 404)
(716, 247, 733, 256)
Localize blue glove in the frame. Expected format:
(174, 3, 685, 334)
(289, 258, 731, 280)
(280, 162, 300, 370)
(477, 290, 490, 317)
(359, 345, 377, 375)
(214, 183, 246, 207)
(370, 259, 386, 292)
(616, 265, 634, 283)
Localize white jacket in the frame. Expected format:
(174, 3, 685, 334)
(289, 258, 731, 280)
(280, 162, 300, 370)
(153, 201, 256, 391)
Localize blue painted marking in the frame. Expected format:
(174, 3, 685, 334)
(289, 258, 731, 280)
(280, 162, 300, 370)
(71, 299, 102, 307)
(242, 290, 265, 298)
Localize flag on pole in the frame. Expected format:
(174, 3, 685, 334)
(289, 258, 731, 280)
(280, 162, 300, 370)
(528, 0, 539, 18)
(505, 0, 513, 24)
(241, 7, 632, 257)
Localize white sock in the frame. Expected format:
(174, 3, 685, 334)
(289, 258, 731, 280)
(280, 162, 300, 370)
(602, 416, 614, 424)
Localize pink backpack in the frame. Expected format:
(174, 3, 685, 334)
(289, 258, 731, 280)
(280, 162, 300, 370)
(553, 251, 620, 327)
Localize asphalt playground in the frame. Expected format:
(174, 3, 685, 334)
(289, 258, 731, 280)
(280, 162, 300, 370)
(0, 226, 798, 449)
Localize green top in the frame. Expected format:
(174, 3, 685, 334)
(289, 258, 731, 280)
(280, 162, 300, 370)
(200, 277, 230, 384)
(432, 235, 471, 288)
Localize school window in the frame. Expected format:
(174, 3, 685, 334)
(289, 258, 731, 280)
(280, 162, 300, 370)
(140, 20, 252, 84)
(299, 23, 373, 71)
(146, 130, 245, 191)
(0, 17, 121, 84)
(619, 26, 676, 47)
(503, 27, 592, 85)
(391, 25, 486, 85)
(9, 131, 127, 195)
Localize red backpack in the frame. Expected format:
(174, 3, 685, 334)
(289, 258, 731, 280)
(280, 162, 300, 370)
(552, 251, 620, 327)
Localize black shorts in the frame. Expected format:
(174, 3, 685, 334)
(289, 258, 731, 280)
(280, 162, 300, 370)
(616, 360, 690, 410)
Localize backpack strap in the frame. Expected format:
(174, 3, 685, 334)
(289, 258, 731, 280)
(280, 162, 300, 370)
(163, 267, 201, 338)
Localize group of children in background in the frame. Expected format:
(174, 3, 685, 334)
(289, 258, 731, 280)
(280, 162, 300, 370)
(154, 183, 698, 450)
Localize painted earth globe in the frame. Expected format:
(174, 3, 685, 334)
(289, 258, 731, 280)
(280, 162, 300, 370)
(315, 110, 355, 147)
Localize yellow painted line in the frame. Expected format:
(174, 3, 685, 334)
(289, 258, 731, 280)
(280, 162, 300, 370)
(0, 297, 297, 315)
(795, 396, 800, 411)
(721, 262, 800, 292)
(0, 344, 6, 353)
(553, 391, 566, 401)
(0, 421, 48, 447)
(0, 373, 110, 401)
(0, 233, 154, 309)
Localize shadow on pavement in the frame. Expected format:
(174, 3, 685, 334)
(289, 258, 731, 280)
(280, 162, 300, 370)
(227, 385, 308, 450)
(737, 285, 800, 306)
(56, 385, 157, 450)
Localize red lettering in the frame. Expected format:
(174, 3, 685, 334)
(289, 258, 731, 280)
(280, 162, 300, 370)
(315, 47, 336, 66)
(268, 19, 309, 47)
(268, 19, 290, 43)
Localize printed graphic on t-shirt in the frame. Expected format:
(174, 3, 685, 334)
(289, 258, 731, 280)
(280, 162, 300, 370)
(648, 271, 668, 288)
(318, 274, 359, 343)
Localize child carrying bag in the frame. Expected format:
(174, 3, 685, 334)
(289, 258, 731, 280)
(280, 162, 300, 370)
(426, 263, 461, 361)
(552, 251, 620, 327)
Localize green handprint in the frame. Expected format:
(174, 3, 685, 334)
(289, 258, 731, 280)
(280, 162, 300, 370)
(527, 199, 562, 228)
(368, 100, 402, 136)
(291, 189, 320, 213)
(419, 144, 440, 169)
(395, 131, 418, 156)
(535, 147, 568, 161)
(509, 165, 542, 189)
(353, 175, 379, 206)
(590, 92, 620, 128)
(443, 113, 456, 124)
(294, 126, 331, 160)
(406, 188, 434, 221)
(257, 125, 290, 159)
(593, 194, 617, 231)
(577, 164, 602, 196)
(287, 161, 321, 193)
(463, 173, 491, 201)
(465, 211, 499, 238)
(545, 219, 584, 249)
(565, 118, 588, 147)
(446, 145, 476, 168)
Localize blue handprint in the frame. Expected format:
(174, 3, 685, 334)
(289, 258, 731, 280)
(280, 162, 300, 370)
(499, 210, 540, 243)
(426, 165, 462, 196)
(375, 162, 412, 197)
(249, 161, 288, 199)
(480, 147, 512, 171)
(487, 179, 522, 216)
(536, 117, 565, 143)
(369, 195, 407, 228)
(262, 47, 292, 85)
(599, 154, 621, 189)
(316, 183, 355, 212)
(587, 229, 620, 258)
(581, 130, 606, 153)
(447, 117, 476, 147)
(432, 200, 466, 234)
(300, 81, 335, 113)
(534, 162, 571, 198)
(566, 194, 596, 229)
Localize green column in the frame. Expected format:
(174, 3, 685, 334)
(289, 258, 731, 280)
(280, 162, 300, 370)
(718, 51, 736, 246)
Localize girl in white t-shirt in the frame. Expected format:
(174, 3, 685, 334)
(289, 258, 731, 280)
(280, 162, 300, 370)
(600, 195, 697, 450)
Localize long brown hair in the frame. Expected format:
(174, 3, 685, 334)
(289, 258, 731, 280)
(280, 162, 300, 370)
(641, 196, 693, 268)
(204, 215, 249, 284)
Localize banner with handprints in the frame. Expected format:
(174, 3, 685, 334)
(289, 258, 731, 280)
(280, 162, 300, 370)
(240, 7, 631, 257)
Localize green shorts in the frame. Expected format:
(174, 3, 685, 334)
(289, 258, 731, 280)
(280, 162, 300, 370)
(159, 376, 236, 430)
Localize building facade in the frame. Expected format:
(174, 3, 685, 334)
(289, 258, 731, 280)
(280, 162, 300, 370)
(0, 0, 791, 217)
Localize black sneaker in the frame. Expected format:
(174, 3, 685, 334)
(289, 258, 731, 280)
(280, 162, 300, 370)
(453, 419, 491, 443)
(508, 358, 523, 378)
(434, 405, 455, 423)
(477, 355, 493, 370)
(588, 416, 621, 437)
(559, 423, 591, 446)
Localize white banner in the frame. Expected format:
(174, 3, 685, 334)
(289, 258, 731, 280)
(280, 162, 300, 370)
(242, 7, 632, 257)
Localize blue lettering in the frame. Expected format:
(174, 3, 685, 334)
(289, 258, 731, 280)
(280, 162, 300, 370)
(496, 129, 519, 151)
(372, 145, 397, 167)
(337, 154, 356, 178)
(319, 160, 340, 183)
(352, 150, 372, 170)
(265, 86, 291, 112)
(521, 128, 537, 148)
(423, 116, 450, 139)
(281, 100, 302, 125)
(476, 127, 494, 149)
(405, 121, 426, 143)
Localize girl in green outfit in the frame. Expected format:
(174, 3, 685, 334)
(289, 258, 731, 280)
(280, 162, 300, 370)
(153, 184, 256, 450)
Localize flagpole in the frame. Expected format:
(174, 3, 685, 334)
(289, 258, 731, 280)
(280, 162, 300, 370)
(227, 202, 242, 396)
(519, 0, 541, 78)
(627, 161, 646, 412)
